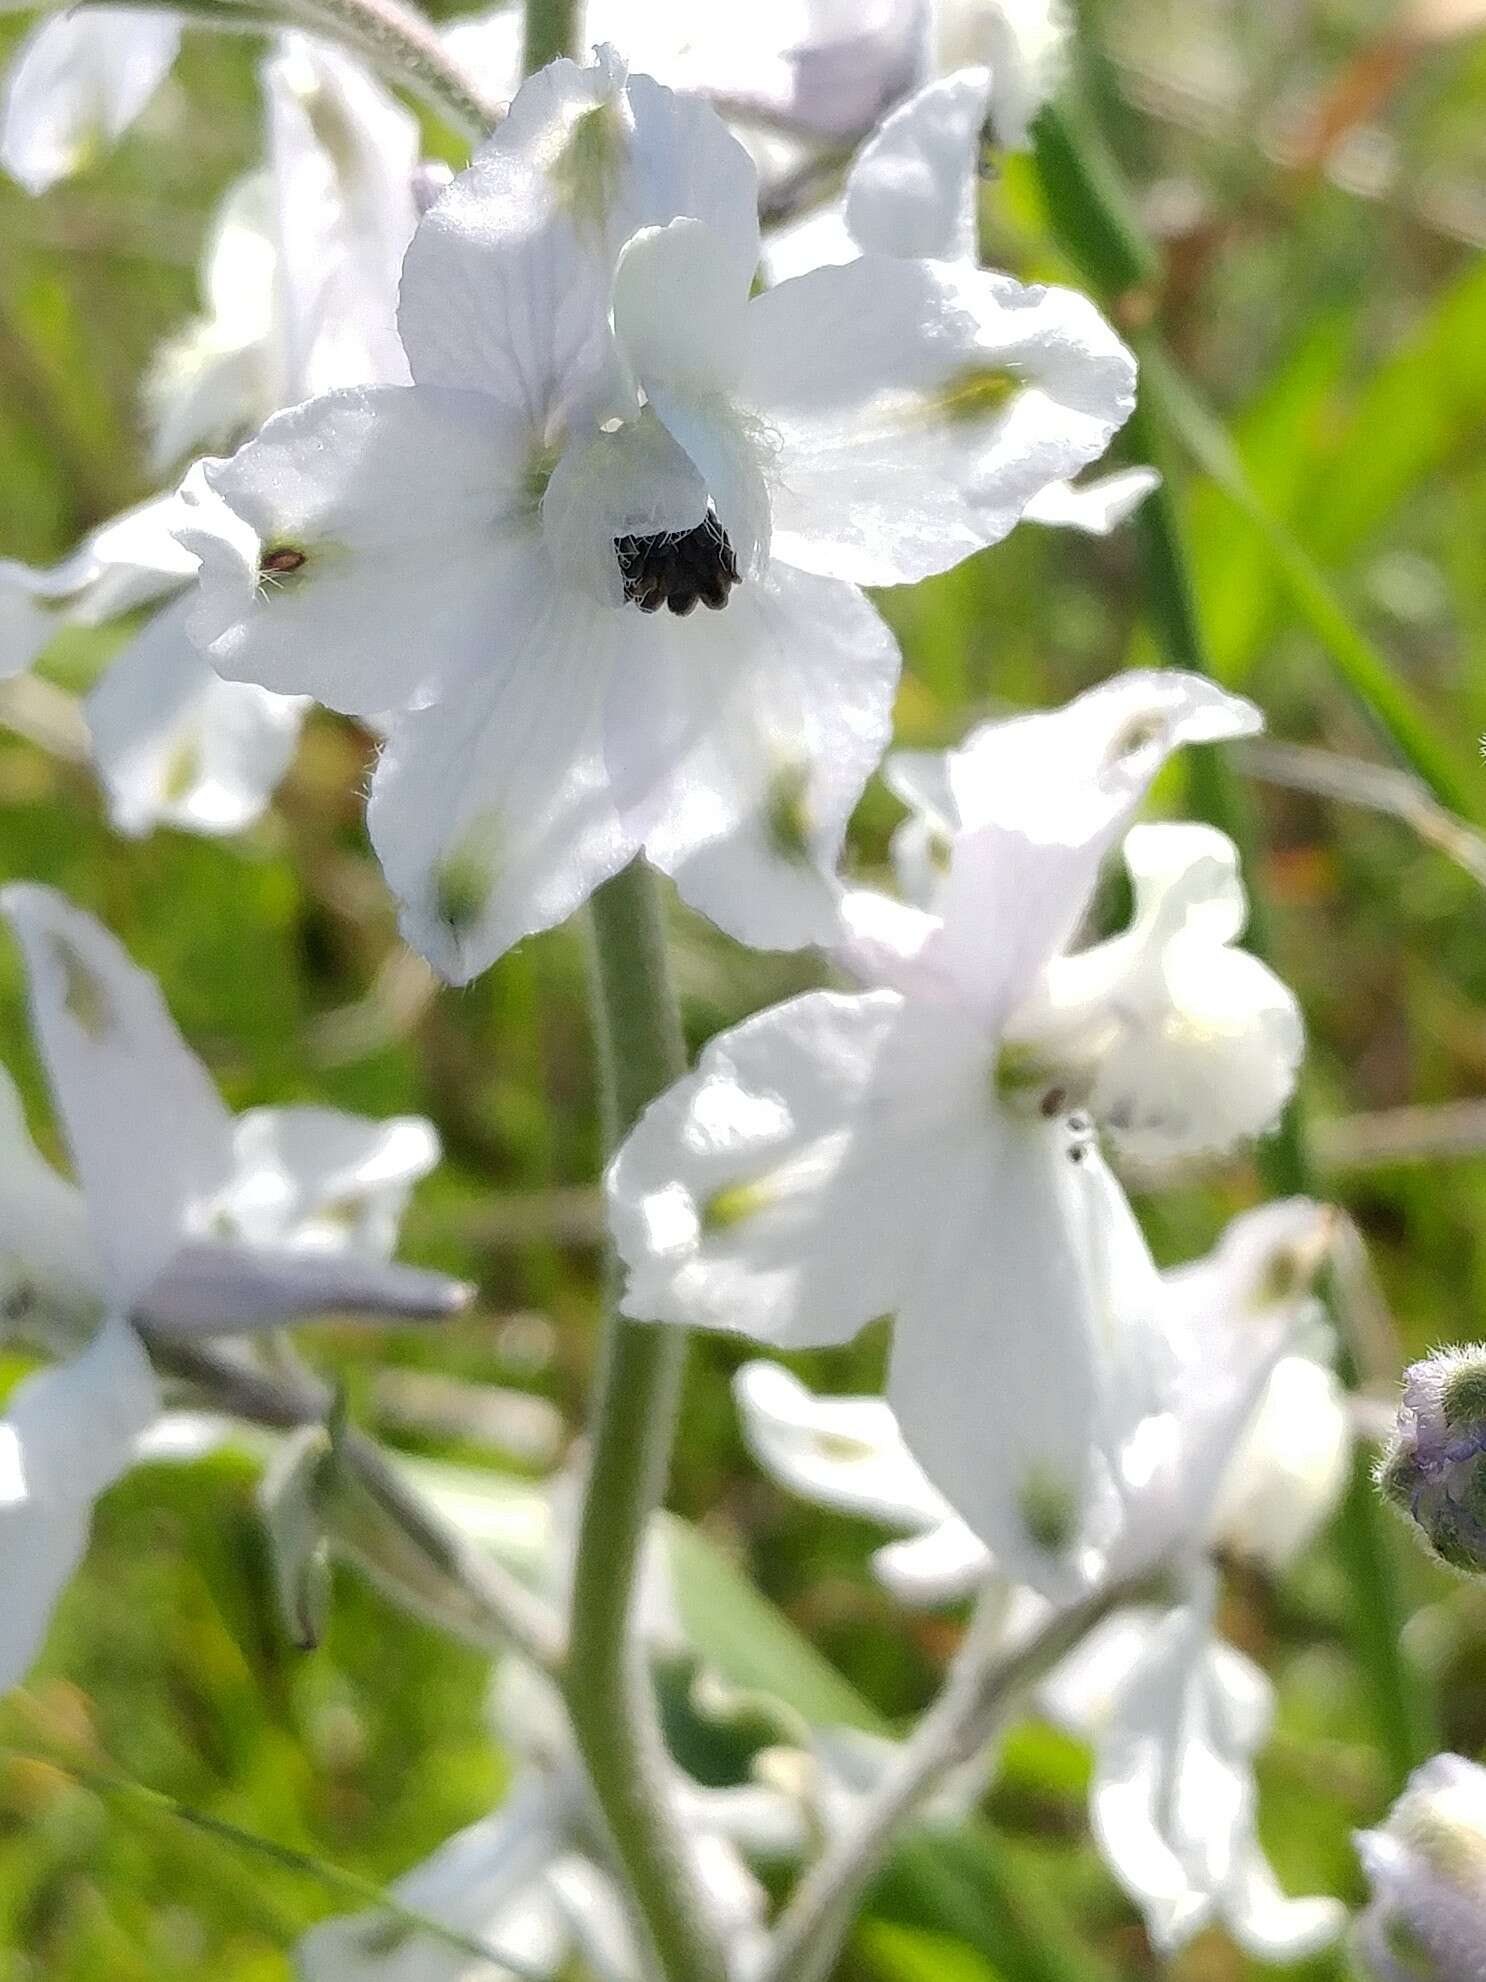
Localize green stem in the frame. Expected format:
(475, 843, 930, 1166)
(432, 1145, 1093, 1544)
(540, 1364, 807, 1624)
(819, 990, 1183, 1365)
(522, 0, 581, 76)
(562, 861, 729, 1982)
(1036, 82, 1432, 1783)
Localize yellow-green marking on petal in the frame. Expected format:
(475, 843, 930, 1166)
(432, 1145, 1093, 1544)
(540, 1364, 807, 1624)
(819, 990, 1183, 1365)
(51, 937, 112, 1042)
(551, 101, 627, 235)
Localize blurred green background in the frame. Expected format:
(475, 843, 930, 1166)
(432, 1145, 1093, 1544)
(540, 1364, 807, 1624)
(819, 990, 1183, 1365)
(3, 0, 1486, 1976)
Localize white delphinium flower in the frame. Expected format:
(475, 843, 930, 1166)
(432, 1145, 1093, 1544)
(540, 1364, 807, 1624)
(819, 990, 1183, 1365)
(764, 67, 1157, 528)
(1354, 1752, 1486, 1981)
(0, 3, 180, 192)
(733, 1201, 1349, 1960)
(301, 1657, 796, 1982)
(0, 476, 307, 838)
(146, 35, 419, 471)
(1, 37, 424, 838)
(0, 884, 468, 1692)
(610, 670, 1300, 1598)
(179, 51, 1136, 981)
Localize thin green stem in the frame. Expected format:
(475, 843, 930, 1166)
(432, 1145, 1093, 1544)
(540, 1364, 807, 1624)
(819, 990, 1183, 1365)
(1035, 77, 1432, 1784)
(522, 0, 580, 76)
(562, 861, 729, 1982)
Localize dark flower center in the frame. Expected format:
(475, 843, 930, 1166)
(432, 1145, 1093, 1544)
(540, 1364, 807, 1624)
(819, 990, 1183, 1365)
(614, 509, 740, 615)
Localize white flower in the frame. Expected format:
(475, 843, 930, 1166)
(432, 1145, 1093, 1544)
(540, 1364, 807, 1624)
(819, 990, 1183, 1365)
(300, 1659, 789, 1982)
(178, 50, 1136, 981)
(610, 670, 1298, 1599)
(146, 34, 418, 471)
(0, 4, 180, 192)
(1042, 1576, 1346, 1962)
(0, 477, 307, 838)
(764, 67, 1157, 532)
(1354, 1753, 1486, 1981)
(0, 884, 466, 1691)
(934, 0, 1070, 153)
(734, 1200, 1348, 1600)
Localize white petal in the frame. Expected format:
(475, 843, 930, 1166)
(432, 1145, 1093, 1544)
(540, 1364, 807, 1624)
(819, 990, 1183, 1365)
(66, 486, 199, 622)
(971, 0, 1070, 153)
(86, 595, 304, 838)
(0, 886, 236, 1303)
(262, 35, 417, 400)
(145, 174, 275, 470)
(634, 569, 899, 951)
(917, 671, 1263, 1023)
(222, 1104, 439, 1257)
(743, 258, 1135, 586)
(0, 8, 180, 193)
(612, 218, 751, 397)
(871, 1519, 993, 1607)
(181, 385, 535, 716)
(399, 53, 758, 412)
(1022, 466, 1160, 535)
(1038, 1606, 1164, 1735)
(366, 580, 643, 983)
(0, 1317, 159, 1690)
(760, 201, 858, 288)
(0, 575, 53, 679)
(843, 68, 992, 264)
(0, 1065, 101, 1346)
(888, 1119, 1164, 1599)
(298, 1781, 572, 1982)
(544, 1856, 637, 1982)
(732, 1360, 955, 1531)
(1089, 1593, 1345, 1960)
(609, 988, 986, 1343)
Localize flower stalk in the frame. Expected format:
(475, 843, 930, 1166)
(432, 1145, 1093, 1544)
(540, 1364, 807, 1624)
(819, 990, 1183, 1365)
(761, 1579, 1145, 1982)
(562, 859, 731, 1982)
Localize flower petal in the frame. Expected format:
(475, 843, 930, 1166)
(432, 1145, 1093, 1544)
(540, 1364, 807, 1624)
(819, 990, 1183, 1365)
(222, 1105, 440, 1257)
(609, 988, 986, 1343)
(86, 595, 304, 838)
(871, 1518, 993, 1607)
(298, 1781, 572, 1981)
(743, 257, 1135, 586)
(624, 568, 899, 951)
(0, 885, 236, 1303)
(0, 1316, 159, 1691)
(1090, 1589, 1345, 1960)
(732, 1360, 955, 1531)
(365, 579, 643, 982)
(0, 8, 180, 194)
(887, 1119, 1160, 1599)
(1022, 466, 1160, 535)
(0, 1065, 101, 1347)
(843, 68, 992, 264)
(180, 385, 534, 716)
(398, 51, 758, 415)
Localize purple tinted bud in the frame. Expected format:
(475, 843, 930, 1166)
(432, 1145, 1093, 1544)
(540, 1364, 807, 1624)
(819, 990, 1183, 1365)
(1377, 1347, 1486, 1577)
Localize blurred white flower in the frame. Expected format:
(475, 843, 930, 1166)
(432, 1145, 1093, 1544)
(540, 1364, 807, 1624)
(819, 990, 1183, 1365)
(934, 0, 1070, 152)
(146, 35, 419, 471)
(1354, 1752, 1486, 1980)
(180, 50, 1134, 981)
(1, 35, 427, 839)
(301, 1658, 791, 1982)
(609, 671, 1300, 1599)
(0, 4, 180, 192)
(1043, 1576, 1346, 1962)
(733, 1200, 1348, 1961)
(0, 884, 467, 1692)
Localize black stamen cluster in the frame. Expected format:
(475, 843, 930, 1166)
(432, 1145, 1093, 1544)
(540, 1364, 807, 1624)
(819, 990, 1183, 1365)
(614, 509, 740, 615)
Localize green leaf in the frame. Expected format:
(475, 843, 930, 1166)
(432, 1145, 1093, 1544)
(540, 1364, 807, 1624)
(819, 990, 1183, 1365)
(857, 1917, 1005, 1982)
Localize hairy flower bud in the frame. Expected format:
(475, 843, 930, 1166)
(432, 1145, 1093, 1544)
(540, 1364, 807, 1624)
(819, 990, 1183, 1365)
(1377, 1347, 1486, 1577)
(1355, 1753, 1486, 1980)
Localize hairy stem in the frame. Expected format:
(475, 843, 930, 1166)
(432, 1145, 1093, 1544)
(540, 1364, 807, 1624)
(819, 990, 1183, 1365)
(559, 861, 730, 1982)
(762, 1582, 1139, 1982)
(522, 0, 580, 77)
